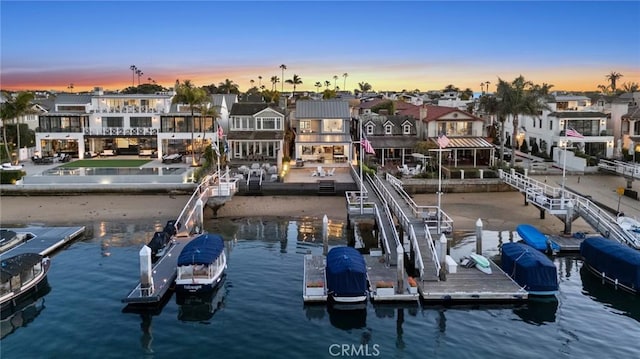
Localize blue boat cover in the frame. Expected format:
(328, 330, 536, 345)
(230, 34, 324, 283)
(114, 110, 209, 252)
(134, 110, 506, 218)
(177, 233, 224, 266)
(516, 224, 560, 252)
(326, 247, 368, 297)
(580, 236, 640, 291)
(501, 242, 558, 293)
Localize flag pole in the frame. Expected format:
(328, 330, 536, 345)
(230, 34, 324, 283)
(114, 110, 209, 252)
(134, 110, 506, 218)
(217, 123, 222, 196)
(437, 145, 442, 234)
(360, 120, 364, 214)
(561, 120, 567, 208)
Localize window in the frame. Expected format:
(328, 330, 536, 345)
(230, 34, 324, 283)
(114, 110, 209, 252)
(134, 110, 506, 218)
(256, 117, 281, 130)
(322, 119, 343, 133)
(102, 117, 123, 127)
(300, 120, 311, 132)
(232, 116, 254, 130)
(130, 117, 152, 128)
(403, 124, 411, 135)
(384, 124, 392, 135)
(437, 121, 472, 136)
(366, 124, 374, 135)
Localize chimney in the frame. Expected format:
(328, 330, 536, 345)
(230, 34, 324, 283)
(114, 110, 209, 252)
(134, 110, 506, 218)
(94, 87, 103, 95)
(419, 104, 428, 121)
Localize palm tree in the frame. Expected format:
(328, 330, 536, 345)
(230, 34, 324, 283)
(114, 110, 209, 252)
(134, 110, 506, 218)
(621, 82, 640, 93)
(135, 69, 143, 86)
(606, 71, 623, 93)
(279, 64, 287, 93)
(485, 81, 491, 93)
(333, 75, 339, 89)
(478, 94, 502, 162)
(443, 84, 459, 93)
(496, 75, 551, 167)
(480, 82, 485, 94)
(270, 76, 279, 91)
(342, 73, 348, 92)
(461, 88, 474, 100)
(285, 74, 303, 98)
(314, 81, 322, 94)
(218, 79, 239, 94)
(1, 91, 35, 164)
(173, 80, 207, 166)
(129, 65, 137, 87)
(199, 103, 219, 164)
(324, 80, 331, 89)
(258, 76, 262, 88)
(597, 84, 610, 94)
(250, 79, 255, 89)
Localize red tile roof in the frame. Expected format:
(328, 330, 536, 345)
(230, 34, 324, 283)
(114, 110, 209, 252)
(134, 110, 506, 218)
(399, 104, 482, 122)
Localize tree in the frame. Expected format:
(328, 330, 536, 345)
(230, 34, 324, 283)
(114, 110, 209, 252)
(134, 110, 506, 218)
(218, 79, 239, 94)
(621, 82, 639, 93)
(324, 80, 331, 89)
(606, 71, 623, 93)
(270, 76, 279, 91)
(333, 75, 339, 89)
(322, 89, 337, 99)
(285, 74, 303, 98)
(358, 82, 372, 94)
(443, 84, 459, 93)
(129, 65, 137, 87)
(1, 91, 35, 164)
(314, 81, 322, 94)
(173, 80, 208, 166)
(258, 76, 262, 88)
(342, 73, 348, 92)
(460, 88, 474, 100)
(496, 75, 552, 167)
(279, 64, 287, 93)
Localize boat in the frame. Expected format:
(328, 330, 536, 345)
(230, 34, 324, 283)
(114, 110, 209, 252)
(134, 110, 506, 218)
(176, 275, 226, 322)
(469, 253, 492, 274)
(325, 247, 369, 303)
(615, 215, 640, 248)
(0, 253, 51, 308)
(501, 242, 559, 296)
(516, 224, 560, 253)
(580, 236, 640, 294)
(175, 233, 227, 294)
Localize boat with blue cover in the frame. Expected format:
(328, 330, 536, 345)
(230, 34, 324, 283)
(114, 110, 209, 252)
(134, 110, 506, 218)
(326, 247, 369, 303)
(580, 236, 640, 295)
(516, 224, 560, 252)
(175, 233, 227, 294)
(501, 242, 558, 296)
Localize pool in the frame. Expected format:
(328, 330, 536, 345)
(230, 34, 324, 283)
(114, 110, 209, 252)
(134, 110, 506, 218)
(41, 167, 188, 176)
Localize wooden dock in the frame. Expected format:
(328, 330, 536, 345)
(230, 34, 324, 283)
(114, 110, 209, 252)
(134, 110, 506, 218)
(551, 234, 586, 252)
(303, 254, 327, 303)
(122, 238, 190, 305)
(1, 226, 86, 257)
(365, 254, 419, 302)
(420, 259, 528, 302)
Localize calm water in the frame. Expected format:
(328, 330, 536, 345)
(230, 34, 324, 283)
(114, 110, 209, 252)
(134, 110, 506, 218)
(1, 217, 639, 359)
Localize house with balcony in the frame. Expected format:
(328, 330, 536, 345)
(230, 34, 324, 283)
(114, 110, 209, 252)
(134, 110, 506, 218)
(503, 94, 614, 163)
(360, 113, 419, 167)
(35, 87, 219, 160)
(292, 100, 352, 164)
(226, 102, 285, 162)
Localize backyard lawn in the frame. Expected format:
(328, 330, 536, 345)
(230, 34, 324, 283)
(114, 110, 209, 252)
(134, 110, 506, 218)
(59, 159, 151, 168)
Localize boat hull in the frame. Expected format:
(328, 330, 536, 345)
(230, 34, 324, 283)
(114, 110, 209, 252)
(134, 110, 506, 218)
(501, 242, 558, 296)
(580, 236, 640, 295)
(516, 224, 560, 252)
(0, 255, 51, 308)
(175, 253, 227, 294)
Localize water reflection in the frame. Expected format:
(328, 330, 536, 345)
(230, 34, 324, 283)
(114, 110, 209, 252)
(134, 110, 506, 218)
(176, 276, 227, 323)
(0, 281, 51, 339)
(580, 266, 640, 322)
(513, 298, 559, 325)
(327, 304, 367, 330)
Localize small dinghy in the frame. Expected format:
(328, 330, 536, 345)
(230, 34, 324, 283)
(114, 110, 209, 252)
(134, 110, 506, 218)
(469, 253, 492, 274)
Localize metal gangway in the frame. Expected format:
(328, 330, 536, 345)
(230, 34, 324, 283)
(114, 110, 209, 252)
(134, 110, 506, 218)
(598, 159, 640, 180)
(499, 169, 640, 249)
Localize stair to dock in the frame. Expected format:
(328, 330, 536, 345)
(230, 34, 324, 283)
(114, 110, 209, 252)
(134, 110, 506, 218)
(317, 180, 335, 195)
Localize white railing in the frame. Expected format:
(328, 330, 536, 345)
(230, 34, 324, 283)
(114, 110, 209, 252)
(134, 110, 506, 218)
(83, 127, 157, 136)
(599, 159, 640, 180)
(423, 223, 441, 276)
(175, 173, 217, 235)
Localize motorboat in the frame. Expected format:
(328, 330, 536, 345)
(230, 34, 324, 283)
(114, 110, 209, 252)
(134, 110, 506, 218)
(175, 233, 227, 294)
(580, 236, 640, 295)
(501, 242, 558, 296)
(516, 224, 560, 253)
(326, 247, 369, 303)
(0, 253, 51, 308)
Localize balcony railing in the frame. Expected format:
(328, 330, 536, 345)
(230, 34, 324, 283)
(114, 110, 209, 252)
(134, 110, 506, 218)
(83, 127, 157, 136)
(90, 106, 164, 114)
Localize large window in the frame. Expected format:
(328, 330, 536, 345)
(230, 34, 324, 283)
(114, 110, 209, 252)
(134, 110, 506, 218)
(130, 117, 152, 128)
(38, 116, 83, 132)
(322, 119, 343, 133)
(102, 117, 123, 127)
(437, 121, 472, 136)
(256, 117, 281, 130)
(232, 116, 254, 130)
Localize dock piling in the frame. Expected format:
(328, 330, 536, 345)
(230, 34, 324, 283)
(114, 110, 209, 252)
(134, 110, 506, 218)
(396, 244, 404, 293)
(475, 218, 483, 254)
(139, 245, 154, 296)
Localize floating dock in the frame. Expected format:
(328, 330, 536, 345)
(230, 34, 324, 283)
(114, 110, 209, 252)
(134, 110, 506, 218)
(419, 259, 528, 302)
(1, 226, 86, 257)
(122, 238, 190, 305)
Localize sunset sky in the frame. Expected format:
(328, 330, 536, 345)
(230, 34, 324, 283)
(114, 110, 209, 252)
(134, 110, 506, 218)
(1, 1, 639, 93)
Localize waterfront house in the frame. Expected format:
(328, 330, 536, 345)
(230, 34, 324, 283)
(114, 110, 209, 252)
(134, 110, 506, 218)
(226, 101, 285, 162)
(292, 100, 352, 164)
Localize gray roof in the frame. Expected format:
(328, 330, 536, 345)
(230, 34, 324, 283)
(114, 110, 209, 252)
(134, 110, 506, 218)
(54, 93, 92, 104)
(553, 95, 590, 102)
(623, 106, 640, 120)
(295, 100, 350, 119)
(230, 103, 284, 116)
(211, 94, 238, 107)
(363, 115, 416, 136)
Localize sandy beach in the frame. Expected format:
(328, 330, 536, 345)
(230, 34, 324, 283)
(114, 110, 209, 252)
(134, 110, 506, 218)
(0, 191, 594, 234)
